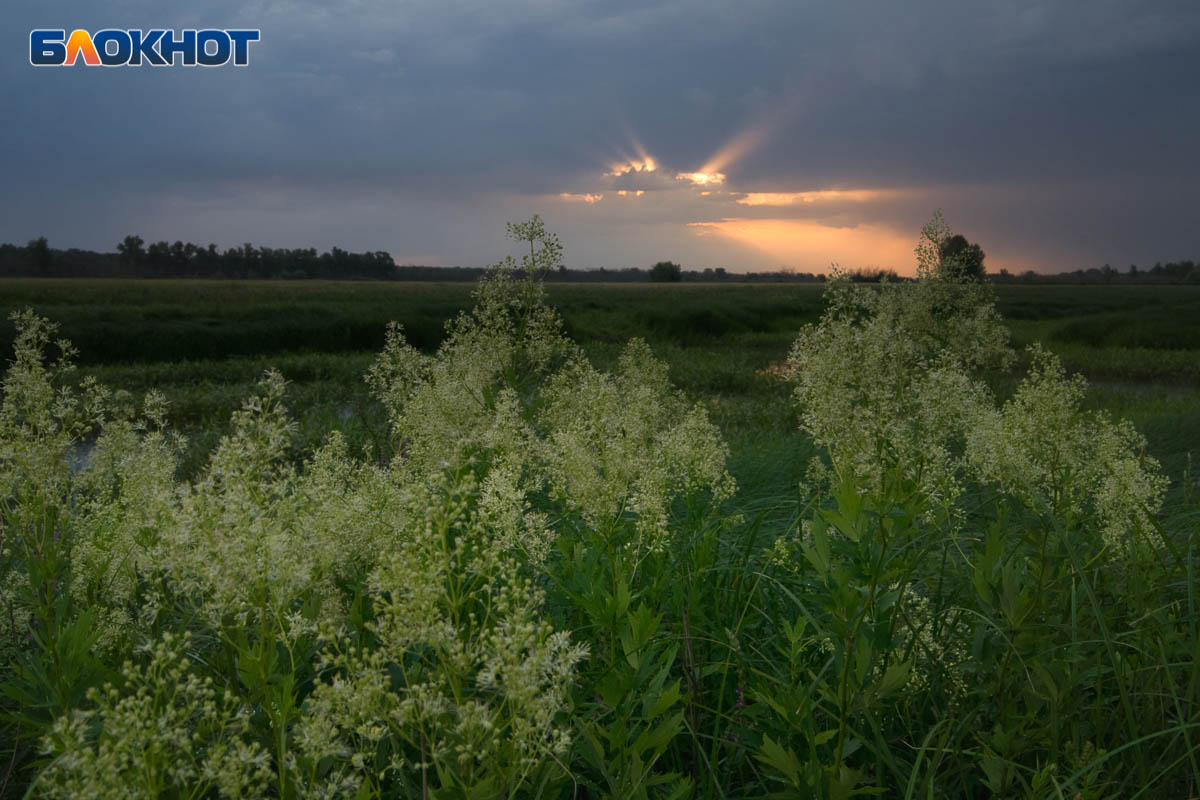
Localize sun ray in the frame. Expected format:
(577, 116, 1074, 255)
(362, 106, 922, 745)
(698, 123, 769, 176)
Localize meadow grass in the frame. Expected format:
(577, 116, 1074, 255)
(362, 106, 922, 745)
(2, 278, 1195, 496)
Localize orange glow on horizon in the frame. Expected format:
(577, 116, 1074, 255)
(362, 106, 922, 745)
(688, 217, 916, 274)
(736, 189, 895, 206)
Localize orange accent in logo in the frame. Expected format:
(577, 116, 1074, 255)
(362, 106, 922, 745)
(64, 29, 101, 65)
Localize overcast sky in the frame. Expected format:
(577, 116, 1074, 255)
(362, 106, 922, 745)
(4, 0, 1198, 273)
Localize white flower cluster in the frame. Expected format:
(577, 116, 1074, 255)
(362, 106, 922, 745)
(4, 324, 588, 796)
(367, 216, 735, 558)
(787, 235, 1011, 508)
(0, 311, 97, 516)
(36, 632, 272, 799)
(539, 338, 735, 553)
(1, 311, 113, 661)
(966, 345, 1168, 554)
(296, 477, 588, 795)
(3, 218, 733, 795)
(70, 400, 182, 648)
(787, 217, 1166, 553)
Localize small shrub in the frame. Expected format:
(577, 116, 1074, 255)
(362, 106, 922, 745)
(649, 261, 682, 282)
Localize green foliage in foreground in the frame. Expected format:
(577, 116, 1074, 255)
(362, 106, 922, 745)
(1, 217, 1198, 798)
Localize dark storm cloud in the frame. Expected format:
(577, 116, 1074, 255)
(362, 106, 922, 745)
(2, 0, 1198, 270)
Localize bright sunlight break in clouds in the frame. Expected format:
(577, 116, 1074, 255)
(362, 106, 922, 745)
(689, 218, 916, 271)
(5, 0, 1200, 273)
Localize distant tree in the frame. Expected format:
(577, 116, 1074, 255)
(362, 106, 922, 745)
(649, 260, 682, 282)
(26, 236, 51, 274)
(847, 266, 900, 283)
(147, 241, 170, 274)
(938, 233, 986, 280)
(117, 235, 145, 266)
(241, 243, 258, 278)
(170, 241, 190, 270)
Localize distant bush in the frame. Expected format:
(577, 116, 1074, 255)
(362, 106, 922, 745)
(845, 266, 900, 283)
(649, 260, 682, 282)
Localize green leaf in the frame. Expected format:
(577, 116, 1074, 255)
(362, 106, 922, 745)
(647, 678, 681, 718)
(803, 514, 832, 572)
(757, 734, 802, 786)
(813, 728, 839, 746)
(875, 660, 911, 696)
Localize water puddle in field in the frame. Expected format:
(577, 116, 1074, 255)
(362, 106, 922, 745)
(67, 441, 96, 473)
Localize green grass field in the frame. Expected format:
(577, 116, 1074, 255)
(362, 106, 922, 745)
(2, 279, 1197, 501)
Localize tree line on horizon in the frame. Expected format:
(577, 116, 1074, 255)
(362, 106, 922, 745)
(1, 236, 396, 280)
(0, 234, 1197, 284)
(989, 261, 1200, 285)
(0, 237, 828, 283)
